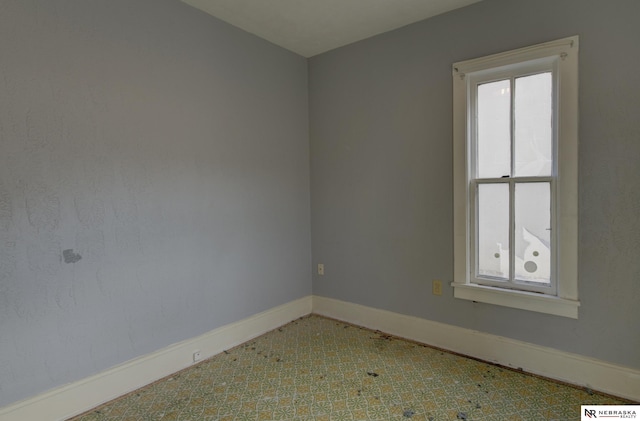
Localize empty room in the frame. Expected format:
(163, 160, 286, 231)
(0, 0, 638, 420)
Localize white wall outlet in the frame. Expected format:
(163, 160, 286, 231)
(193, 350, 202, 362)
(317, 263, 324, 276)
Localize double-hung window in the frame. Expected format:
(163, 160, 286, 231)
(452, 36, 580, 318)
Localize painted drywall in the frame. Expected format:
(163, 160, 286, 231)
(0, 0, 310, 407)
(310, 0, 640, 369)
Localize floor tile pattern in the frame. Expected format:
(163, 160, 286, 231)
(70, 315, 628, 421)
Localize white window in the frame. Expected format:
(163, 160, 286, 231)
(451, 36, 580, 318)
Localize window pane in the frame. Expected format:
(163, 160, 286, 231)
(477, 80, 511, 178)
(514, 182, 551, 284)
(477, 183, 509, 280)
(514, 72, 552, 176)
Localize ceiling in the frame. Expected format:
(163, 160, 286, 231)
(181, 0, 482, 57)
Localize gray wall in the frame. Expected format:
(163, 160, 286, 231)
(0, 0, 310, 407)
(2, 0, 639, 410)
(310, 0, 640, 369)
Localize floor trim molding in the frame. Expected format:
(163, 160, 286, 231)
(312, 295, 639, 402)
(2, 294, 637, 420)
(0, 295, 313, 421)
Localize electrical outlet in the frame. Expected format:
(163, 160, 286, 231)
(193, 350, 202, 362)
(432, 280, 443, 296)
(317, 263, 324, 276)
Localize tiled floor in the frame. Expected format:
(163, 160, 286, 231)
(70, 315, 628, 421)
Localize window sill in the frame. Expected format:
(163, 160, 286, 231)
(451, 282, 579, 318)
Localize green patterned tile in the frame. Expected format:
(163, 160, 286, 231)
(69, 315, 631, 421)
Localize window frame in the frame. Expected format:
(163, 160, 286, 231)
(451, 36, 580, 318)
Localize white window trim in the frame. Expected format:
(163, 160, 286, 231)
(451, 36, 580, 318)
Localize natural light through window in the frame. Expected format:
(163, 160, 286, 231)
(475, 71, 553, 292)
(452, 36, 580, 318)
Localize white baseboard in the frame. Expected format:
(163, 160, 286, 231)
(2, 294, 636, 421)
(0, 295, 313, 421)
(312, 295, 640, 402)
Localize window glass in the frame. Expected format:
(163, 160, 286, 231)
(477, 183, 510, 280)
(477, 80, 511, 178)
(514, 182, 551, 284)
(514, 72, 553, 177)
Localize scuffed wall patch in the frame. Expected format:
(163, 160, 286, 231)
(62, 249, 82, 264)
